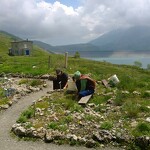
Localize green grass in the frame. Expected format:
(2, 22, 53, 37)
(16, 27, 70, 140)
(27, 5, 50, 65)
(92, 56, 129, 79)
(1, 31, 150, 148)
(17, 107, 34, 123)
(132, 122, 150, 137)
(100, 121, 113, 130)
(19, 79, 44, 86)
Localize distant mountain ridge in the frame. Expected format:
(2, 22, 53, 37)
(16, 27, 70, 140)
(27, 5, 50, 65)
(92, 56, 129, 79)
(89, 26, 150, 51)
(1, 26, 150, 56)
(0, 30, 22, 41)
(33, 26, 150, 54)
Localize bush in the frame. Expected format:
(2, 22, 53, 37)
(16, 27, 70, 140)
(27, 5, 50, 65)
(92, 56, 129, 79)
(29, 79, 43, 86)
(47, 121, 68, 131)
(134, 61, 142, 68)
(142, 91, 150, 98)
(133, 122, 150, 136)
(114, 92, 127, 106)
(117, 75, 137, 92)
(100, 121, 113, 130)
(17, 107, 34, 123)
(147, 64, 150, 70)
(19, 79, 43, 87)
(47, 122, 59, 130)
(122, 101, 140, 118)
(74, 51, 80, 58)
(17, 115, 28, 123)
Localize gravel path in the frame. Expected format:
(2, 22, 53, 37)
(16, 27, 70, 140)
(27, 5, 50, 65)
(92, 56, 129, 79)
(0, 80, 120, 150)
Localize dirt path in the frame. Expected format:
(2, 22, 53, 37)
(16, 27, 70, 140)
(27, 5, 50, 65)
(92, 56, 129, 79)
(0, 80, 120, 150)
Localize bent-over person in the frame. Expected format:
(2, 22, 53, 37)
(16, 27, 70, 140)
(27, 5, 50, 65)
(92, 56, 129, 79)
(73, 71, 96, 99)
(53, 69, 68, 90)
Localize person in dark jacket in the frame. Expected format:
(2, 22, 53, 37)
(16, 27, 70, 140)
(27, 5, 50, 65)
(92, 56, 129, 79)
(73, 71, 96, 98)
(53, 69, 68, 90)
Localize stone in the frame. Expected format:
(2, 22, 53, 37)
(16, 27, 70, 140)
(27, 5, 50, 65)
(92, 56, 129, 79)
(85, 139, 97, 148)
(135, 136, 150, 149)
(1, 104, 9, 109)
(146, 117, 150, 123)
(133, 91, 141, 95)
(14, 126, 26, 136)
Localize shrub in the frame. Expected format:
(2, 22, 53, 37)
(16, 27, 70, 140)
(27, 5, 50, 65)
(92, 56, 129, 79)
(74, 51, 80, 58)
(17, 115, 28, 123)
(17, 107, 34, 123)
(114, 92, 127, 106)
(147, 64, 150, 70)
(0, 97, 9, 105)
(29, 79, 43, 86)
(133, 122, 150, 136)
(117, 75, 137, 92)
(22, 107, 34, 118)
(70, 103, 83, 112)
(47, 121, 59, 130)
(134, 61, 142, 68)
(61, 115, 73, 124)
(142, 91, 150, 98)
(84, 114, 96, 121)
(19, 79, 29, 85)
(19, 79, 43, 87)
(100, 121, 113, 130)
(122, 101, 140, 118)
(137, 122, 150, 133)
(47, 121, 68, 131)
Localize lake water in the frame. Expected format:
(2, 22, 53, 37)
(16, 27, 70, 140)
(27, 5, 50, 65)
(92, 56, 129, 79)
(65, 50, 150, 69)
(84, 57, 150, 69)
(57, 50, 150, 69)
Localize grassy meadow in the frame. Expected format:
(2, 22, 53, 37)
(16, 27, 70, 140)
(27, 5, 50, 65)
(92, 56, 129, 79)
(0, 31, 150, 149)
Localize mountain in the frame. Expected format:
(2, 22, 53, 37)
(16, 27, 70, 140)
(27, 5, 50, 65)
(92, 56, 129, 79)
(89, 26, 150, 51)
(2, 26, 150, 56)
(33, 41, 100, 53)
(33, 26, 150, 54)
(0, 30, 22, 41)
(33, 40, 55, 54)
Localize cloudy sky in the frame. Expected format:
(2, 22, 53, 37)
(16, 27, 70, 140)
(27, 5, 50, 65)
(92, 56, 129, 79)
(0, 0, 150, 46)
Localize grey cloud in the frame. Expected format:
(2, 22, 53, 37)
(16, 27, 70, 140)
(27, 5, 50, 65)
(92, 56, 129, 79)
(0, 0, 150, 45)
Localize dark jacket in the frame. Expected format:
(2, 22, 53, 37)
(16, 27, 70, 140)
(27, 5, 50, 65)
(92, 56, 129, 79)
(56, 72, 68, 88)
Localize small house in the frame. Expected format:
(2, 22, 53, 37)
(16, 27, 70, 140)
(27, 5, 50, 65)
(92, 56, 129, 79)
(9, 39, 33, 56)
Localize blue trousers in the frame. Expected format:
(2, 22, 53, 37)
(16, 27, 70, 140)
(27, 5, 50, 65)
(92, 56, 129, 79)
(79, 89, 94, 98)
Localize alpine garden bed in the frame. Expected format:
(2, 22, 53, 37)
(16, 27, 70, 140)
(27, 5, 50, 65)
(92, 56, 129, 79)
(0, 75, 47, 111)
(11, 85, 150, 150)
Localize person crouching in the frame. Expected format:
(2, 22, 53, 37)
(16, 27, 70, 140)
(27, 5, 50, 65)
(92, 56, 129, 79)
(73, 71, 96, 99)
(53, 69, 68, 90)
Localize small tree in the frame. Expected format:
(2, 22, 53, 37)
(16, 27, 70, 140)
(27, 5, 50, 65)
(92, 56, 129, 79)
(134, 61, 142, 68)
(147, 64, 150, 70)
(74, 51, 80, 58)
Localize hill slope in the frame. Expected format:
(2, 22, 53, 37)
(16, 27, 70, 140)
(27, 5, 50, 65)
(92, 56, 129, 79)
(89, 26, 150, 51)
(33, 26, 150, 53)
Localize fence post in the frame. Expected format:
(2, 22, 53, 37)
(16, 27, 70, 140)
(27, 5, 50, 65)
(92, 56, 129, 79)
(65, 52, 68, 68)
(48, 56, 51, 69)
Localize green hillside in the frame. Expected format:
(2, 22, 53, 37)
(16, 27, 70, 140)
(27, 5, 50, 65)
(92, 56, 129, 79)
(0, 31, 63, 75)
(0, 31, 150, 149)
(0, 31, 150, 81)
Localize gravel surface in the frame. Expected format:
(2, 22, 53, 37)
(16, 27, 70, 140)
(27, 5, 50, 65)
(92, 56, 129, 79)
(0, 80, 121, 150)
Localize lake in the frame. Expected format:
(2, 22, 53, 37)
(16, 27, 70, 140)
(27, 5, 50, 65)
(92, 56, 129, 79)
(64, 50, 150, 69)
(84, 57, 150, 69)
(57, 50, 150, 69)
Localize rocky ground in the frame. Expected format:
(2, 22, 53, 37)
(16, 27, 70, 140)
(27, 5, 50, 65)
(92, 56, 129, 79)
(0, 76, 47, 110)
(0, 75, 121, 150)
(0, 74, 150, 149)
